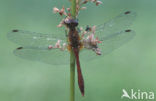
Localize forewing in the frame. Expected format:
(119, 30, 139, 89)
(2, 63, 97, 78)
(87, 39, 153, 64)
(95, 11, 136, 40)
(8, 30, 66, 49)
(14, 47, 70, 65)
(80, 29, 135, 61)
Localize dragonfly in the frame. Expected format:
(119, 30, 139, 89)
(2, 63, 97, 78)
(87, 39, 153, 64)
(7, 11, 136, 96)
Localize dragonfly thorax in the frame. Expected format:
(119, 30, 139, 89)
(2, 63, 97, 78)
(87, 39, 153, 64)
(64, 18, 83, 50)
(68, 28, 82, 49)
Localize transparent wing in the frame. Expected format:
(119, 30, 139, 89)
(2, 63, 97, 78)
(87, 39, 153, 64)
(80, 29, 135, 61)
(95, 11, 136, 40)
(7, 29, 67, 49)
(14, 47, 70, 65)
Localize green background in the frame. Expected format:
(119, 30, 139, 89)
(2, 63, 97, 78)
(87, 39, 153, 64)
(0, 0, 156, 101)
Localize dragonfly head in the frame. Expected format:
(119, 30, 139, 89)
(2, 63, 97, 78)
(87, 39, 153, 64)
(64, 18, 78, 28)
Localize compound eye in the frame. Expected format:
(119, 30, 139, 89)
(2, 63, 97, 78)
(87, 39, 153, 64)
(65, 19, 78, 27)
(73, 22, 78, 27)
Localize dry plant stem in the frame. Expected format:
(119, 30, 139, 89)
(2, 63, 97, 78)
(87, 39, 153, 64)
(70, 1, 77, 101)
